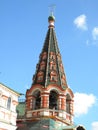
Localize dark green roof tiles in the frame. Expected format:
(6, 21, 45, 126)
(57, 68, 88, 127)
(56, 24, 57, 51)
(32, 17, 68, 90)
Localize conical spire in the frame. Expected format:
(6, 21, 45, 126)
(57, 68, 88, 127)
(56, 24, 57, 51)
(32, 15, 68, 90)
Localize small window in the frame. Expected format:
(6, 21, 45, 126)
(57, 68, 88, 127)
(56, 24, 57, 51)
(66, 94, 71, 114)
(50, 71, 57, 82)
(40, 64, 45, 70)
(50, 64, 56, 70)
(66, 102, 70, 113)
(37, 76, 43, 81)
(50, 54, 56, 60)
(7, 97, 11, 110)
(37, 71, 44, 82)
(51, 75, 57, 82)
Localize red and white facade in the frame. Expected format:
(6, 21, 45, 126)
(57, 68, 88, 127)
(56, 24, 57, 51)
(26, 84, 74, 125)
(0, 83, 20, 130)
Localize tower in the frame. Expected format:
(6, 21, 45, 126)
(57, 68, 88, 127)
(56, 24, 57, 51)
(25, 14, 74, 130)
(16, 14, 75, 130)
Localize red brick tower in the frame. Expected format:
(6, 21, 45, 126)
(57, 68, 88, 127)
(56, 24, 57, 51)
(24, 15, 74, 129)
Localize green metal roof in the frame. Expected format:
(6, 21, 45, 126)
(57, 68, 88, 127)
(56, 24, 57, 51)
(48, 15, 55, 22)
(16, 101, 26, 118)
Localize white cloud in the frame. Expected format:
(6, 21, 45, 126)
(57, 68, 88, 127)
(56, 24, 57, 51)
(92, 122, 98, 130)
(74, 14, 88, 30)
(74, 92, 96, 117)
(92, 27, 98, 40)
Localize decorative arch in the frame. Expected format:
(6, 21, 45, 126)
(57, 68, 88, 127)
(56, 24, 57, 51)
(65, 87, 74, 98)
(47, 84, 65, 93)
(40, 61, 46, 65)
(27, 84, 43, 95)
(37, 71, 44, 76)
(49, 88, 59, 94)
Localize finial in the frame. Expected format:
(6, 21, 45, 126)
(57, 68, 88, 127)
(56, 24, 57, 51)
(49, 4, 56, 16)
(48, 4, 56, 28)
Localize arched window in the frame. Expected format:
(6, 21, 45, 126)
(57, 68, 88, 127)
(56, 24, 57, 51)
(66, 94, 71, 114)
(33, 90, 41, 110)
(49, 90, 58, 110)
(7, 97, 11, 110)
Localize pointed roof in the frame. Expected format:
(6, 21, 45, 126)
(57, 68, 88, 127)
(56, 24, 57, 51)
(32, 15, 68, 90)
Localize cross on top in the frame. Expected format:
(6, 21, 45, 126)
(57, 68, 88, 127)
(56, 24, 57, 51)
(49, 4, 56, 16)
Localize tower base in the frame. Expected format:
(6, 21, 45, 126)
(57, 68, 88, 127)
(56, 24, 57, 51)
(17, 118, 76, 130)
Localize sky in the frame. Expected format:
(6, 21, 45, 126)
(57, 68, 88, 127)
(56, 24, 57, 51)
(0, 0, 98, 130)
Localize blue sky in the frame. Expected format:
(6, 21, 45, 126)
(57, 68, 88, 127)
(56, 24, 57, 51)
(0, 0, 98, 130)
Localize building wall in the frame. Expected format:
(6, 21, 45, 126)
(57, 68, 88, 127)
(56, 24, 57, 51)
(0, 83, 19, 130)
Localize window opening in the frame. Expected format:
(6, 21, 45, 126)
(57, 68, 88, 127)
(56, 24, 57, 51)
(7, 97, 11, 110)
(66, 94, 71, 114)
(49, 90, 58, 110)
(35, 91, 41, 109)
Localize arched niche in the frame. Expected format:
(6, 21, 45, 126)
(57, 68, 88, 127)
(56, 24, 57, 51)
(66, 93, 71, 114)
(33, 90, 41, 110)
(49, 90, 58, 110)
